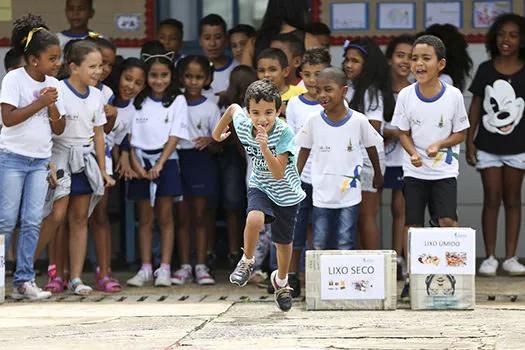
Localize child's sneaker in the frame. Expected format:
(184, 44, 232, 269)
(478, 256, 498, 276)
(171, 266, 193, 285)
(11, 280, 52, 300)
(126, 267, 153, 287)
(229, 257, 255, 287)
(502, 256, 525, 276)
(154, 267, 171, 287)
(195, 265, 216, 285)
(270, 270, 293, 312)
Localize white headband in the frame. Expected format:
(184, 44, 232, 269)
(141, 52, 175, 63)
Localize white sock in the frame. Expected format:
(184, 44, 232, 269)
(275, 274, 288, 288)
(242, 254, 255, 264)
(181, 264, 192, 270)
(195, 264, 207, 270)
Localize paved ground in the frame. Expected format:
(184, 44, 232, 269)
(1, 273, 525, 349)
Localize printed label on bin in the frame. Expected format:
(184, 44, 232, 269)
(0, 241, 4, 288)
(409, 228, 475, 275)
(320, 254, 385, 300)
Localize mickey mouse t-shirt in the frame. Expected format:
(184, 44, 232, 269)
(469, 60, 525, 155)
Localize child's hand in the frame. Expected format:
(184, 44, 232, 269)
(39, 87, 58, 106)
(116, 156, 138, 181)
(410, 153, 423, 167)
(104, 104, 118, 119)
(47, 163, 58, 188)
(103, 173, 116, 187)
(426, 142, 441, 158)
(373, 173, 384, 189)
(147, 163, 163, 180)
(219, 125, 231, 142)
(194, 136, 213, 150)
(255, 125, 268, 147)
(466, 142, 477, 167)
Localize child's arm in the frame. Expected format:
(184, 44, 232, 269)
(48, 103, 66, 135)
(465, 96, 482, 166)
(103, 104, 118, 134)
(382, 128, 399, 140)
(426, 130, 467, 158)
(296, 148, 311, 175)
(255, 125, 288, 180)
(240, 37, 256, 67)
(212, 103, 241, 142)
(94, 126, 116, 187)
(365, 146, 384, 189)
(147, 136, 179, 180)
(399, 130, 423, 167)
(1, 87, 57, 127)
(130, 147, 148, 179)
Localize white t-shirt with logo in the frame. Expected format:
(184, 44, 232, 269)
(98, 83, 115, 105)
(384, 92, 405, 167)
(207, 57, 240, 105)
(391, 82, 469, 180)
(286, 94, 323, 184)
(296, 109, 384, 208)
(131, 95, 190, 151)
(177, 97, 220, 149)
(53, 80, 106, 149)
(106, 99, 135, 150)
(0, 67, 66, 158)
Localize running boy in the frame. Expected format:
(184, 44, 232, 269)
(391, 35, 469, 300)
(296, 67, 384, 251)
(212, 79, 305, 312)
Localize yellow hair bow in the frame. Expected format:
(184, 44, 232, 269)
(88, 31, 100, 38)
(21, 27, 47, 51)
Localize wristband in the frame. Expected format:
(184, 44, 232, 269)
(49, 114, 64, 122)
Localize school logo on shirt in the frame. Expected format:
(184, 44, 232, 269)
(136, 116, 149, 124)
(92, 113, 95, 123)
(333, 165, 362, 195)
(482, 79, 524, 135)
(437, 115, 444, 128)
(112, 123, 119, 132)
(432, 147, 458, 166)
(197, 120, 202, 130)
(66, 114, 79, 121)
(319, 146, 331, 153)
(347, 139, 353, 152)
(164, 114, 169, 123)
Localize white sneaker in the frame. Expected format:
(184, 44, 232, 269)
(154, 267, 171, 287)
(11, 280, 52, 300)
(478, 256, 498, 276)
(195, 265, 216, 285)
(126, 267, 153, 287)
(502, 257, 525, 276)
(171, 266, 193, 285)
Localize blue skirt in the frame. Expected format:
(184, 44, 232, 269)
(179, 148, 217, 197)
(127, 158, 183, 201)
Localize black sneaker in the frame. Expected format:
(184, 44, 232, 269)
(400, 282, 410, 302)
(229, 258, 254, 287)
(270, 270, 293, 312)
(288, 273, 301, 298)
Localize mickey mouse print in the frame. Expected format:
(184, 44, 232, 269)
(482, 79, 524, 135)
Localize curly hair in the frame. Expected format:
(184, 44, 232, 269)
(244, 79, 282, 111)
(301, 47, 331, 68)
(485, 13, 525, 60)
(11, 13, 59, 60)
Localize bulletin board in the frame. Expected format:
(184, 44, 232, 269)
(311, 0, 524, 45)
(0, 0, 155, 47)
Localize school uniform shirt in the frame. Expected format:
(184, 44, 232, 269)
(296, 109, 383, 209)
(208, 57, 240, 105)
(384, 93, 405, 167)
(53, 79, 106, 149)
(177, 97, 220, 149)
(286, 94, 323, 184)
(233, 108, 305, 207)
(409, 72, 453, 86)
(391, 82, 469, 180)
(106, 99, 135, 150)
(98, 83, 115, 105)
(469, 60, 525, 155)
(131, 95, 190, 151)
(0, 67, 66, 158)
(56, 31, 100, 52)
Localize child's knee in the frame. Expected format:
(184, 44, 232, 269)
(246, 211, 264, 232)
(438, 217, 457, 227)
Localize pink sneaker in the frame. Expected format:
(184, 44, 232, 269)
(171, 266, 193, 285)
(195, 265, 215, 285)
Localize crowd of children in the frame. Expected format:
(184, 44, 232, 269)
(2, 0, 525, 312)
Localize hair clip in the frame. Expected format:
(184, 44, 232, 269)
(88, 31, 100, 38)
(342, 40, 368, 56)
(141, 52, 175, 63)
(22, 27, 47, 51)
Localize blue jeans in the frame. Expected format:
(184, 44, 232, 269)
(312, 205, 360, 250)
(0, 149, 49, 287)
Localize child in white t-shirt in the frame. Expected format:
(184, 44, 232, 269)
(0, 15, 66, 300)
(391, 35, 469, 301)
(296, 67, 384, 252)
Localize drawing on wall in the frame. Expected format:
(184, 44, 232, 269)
(331, 2, 369, 30)
(472, 1, 512, 28)
(425, 1, 462, 28)
(377, 2, 415, 30)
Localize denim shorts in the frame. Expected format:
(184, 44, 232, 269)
(247, 187, 299, 244)
(312, 204, 360, 250)
(476, 150, 525, 170)
(292, 182, 313, 250)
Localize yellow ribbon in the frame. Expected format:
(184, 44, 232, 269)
(21, 27, 47, 51)
(88, 31, 100, 38)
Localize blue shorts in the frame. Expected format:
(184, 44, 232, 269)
(247, 187, 299, 245)
(70, 172, 93, 196)
(210, 144, 247, 210)
(179, 148, 217, 197)
(382, 166, 404, 189)
(127, 158, 183, 201)
(292, 182, 313, 250)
